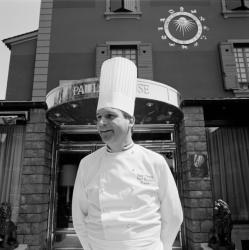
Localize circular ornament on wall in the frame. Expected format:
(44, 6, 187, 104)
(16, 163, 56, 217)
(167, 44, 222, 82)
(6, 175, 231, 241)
(158, 7, 209, 49)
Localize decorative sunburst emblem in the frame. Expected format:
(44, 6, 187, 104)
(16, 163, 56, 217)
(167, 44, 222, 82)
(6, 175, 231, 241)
(173, 17, 196, 36)
(157, 7, 209, 49)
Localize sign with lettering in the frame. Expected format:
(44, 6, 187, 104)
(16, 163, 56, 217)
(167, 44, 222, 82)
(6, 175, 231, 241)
(46, 77, 183, 125)
(46, 78, 181, 110)
(72, 82, 99, 96)
(137, 78, 180, 107)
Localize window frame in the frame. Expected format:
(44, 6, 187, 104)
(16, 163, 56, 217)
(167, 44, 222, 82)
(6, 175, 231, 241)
(105, 0, 142, 20)
(229, 40, 249, 89)
(233, 44, 249, 85)
(96, 41, 153, 80)
(110, 44, 138, 65)
(221, 0, 249, 18)
(219, 40, 249, 97)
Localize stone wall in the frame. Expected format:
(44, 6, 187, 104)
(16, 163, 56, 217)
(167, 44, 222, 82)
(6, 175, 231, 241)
(179, 106, 214, 250)
(17, 109, 54, 250)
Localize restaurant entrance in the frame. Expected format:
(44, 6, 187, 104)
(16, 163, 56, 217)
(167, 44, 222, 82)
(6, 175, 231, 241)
(48, 124, 183, 250)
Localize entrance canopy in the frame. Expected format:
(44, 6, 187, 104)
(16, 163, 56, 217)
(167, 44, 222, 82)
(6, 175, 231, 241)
(46, 78, 183, 126)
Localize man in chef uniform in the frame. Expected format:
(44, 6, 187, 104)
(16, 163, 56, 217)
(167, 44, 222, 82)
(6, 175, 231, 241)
(72, 57, 183, 250)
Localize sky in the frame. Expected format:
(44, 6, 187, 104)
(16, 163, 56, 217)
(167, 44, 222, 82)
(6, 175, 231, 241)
(0, 0, 41, 100)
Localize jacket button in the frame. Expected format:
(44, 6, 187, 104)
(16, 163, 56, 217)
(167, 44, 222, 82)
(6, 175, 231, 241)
(127, 224, 131, 228)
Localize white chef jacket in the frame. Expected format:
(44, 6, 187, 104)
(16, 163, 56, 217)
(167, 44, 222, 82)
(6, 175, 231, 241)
(72, 144, 183, 250)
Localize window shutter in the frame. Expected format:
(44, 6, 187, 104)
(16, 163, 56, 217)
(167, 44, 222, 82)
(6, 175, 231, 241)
(124, 0, 136, 11)
(219, 42, 239, 90)
(137, 43, 153, 80)
(245, 0, 249, 8)
(96, 44, 109, 77)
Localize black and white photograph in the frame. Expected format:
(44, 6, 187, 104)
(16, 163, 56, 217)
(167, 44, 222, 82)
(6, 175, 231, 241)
(0, 1, 249, 250)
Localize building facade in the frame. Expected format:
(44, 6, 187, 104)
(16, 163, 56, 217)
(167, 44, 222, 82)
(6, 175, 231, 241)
(1, 0, 249, 250)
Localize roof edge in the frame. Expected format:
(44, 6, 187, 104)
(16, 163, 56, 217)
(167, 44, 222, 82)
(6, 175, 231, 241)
(0, 101, 47, 110)
(2, 30, 38, 49)
(181, 97, 249, 107)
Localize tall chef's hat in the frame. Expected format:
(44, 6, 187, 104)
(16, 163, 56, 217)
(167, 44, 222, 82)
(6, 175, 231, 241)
(97, 57, 137, 116)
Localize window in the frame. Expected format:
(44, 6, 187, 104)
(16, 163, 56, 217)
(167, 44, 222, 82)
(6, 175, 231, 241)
(219, 41, 249, 97)
(110, 45, 137, 65)
(105, 0, 142, 20)
(110, 0, 136, 12)
(96, 42, 153, 80)
(0, 125, 25, 222)
(233, 45, 249, 85)
(222, 0, 249, 18)
(207, 126, 249, 222)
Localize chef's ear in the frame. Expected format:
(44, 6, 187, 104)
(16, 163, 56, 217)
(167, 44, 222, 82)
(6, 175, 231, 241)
(129, 116, 135, 128)
(121, 110, 135, 128)
(128, 116, 135, 134)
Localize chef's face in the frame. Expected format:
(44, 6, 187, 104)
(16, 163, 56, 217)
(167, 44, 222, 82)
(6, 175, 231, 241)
(96, 107, 134, 150)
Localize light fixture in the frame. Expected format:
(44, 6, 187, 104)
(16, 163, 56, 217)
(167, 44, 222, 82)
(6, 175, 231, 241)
(54, 113, 61, 117)
(146, 102, 154, 107)
(71, 103, 78, 108)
